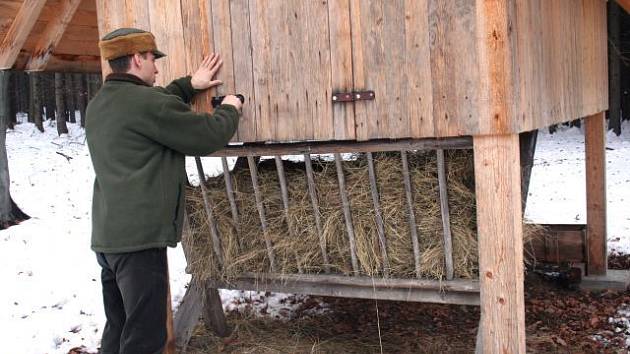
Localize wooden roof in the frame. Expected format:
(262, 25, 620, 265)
(0, 0, 100, 72)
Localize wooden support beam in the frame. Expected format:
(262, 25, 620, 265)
(616, 0, 630, 13)
(195, 157, 224, 267)
(584, 112, 607, 275)
(221, 157, 242, 250)
(25, 0, 82, 71)
(334, 153, 359, 274)
(207, 273, 480, 306)
(401, 151, 422, 278)
(366, 152, 390, 277)
(436, 149, 454, 280)
(247, 156, 277, 272)
(209, 137, 472, 158)
(274, 156, 303, 273)
(519, 130, 538, 213)
(473, 134, 525, 354)
(304, 154, 331, 272)
(0, 0, 47, 69)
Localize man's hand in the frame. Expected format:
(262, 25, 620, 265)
(191, 54, 223, 90)
(221, 95, 243, 112)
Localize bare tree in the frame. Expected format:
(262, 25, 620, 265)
(55, 73, 68, 135)
(0, 70, 29, 229)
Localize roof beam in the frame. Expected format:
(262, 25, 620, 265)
(617, 0, 630, 13)
(0, 0, 47, 70)
(26, 0, 82, 71)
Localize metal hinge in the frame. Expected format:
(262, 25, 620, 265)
(332, 90, 375, 103)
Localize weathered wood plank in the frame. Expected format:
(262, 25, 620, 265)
(328, 0, 355, 140)
(208, 136, 472, 158)
(229, 0, 256, 142)
(473, 134, 525, 354)
(25, 0, 82, 71)
(429, 0, 479, 137)
(0, 0, 46, 69)
(334, 153, 359, 274)
(401, 151, 422, 278)
(436, 149, 454, 280)
(201, 283, 231, 337)
(148, 0, 187, 85)
(207, 273, 480, 306)
(584, 112, 607, 275)
(181, 0, 214, 112)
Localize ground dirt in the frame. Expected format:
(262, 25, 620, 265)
(181, 254, 630, 354)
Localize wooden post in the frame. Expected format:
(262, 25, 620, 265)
(436, 149, 454, 280)
(473, 134, 525, 354)
(584, 112, 607, 275)
(400, 151, 422, 278)
(334, 153, 359, 274)
(366, 152, 390, 276)
(221, 157, 242, 250)
(274, 156, 303, 273)
(304, 154, 331, 272)
(247, 156, 277, 272)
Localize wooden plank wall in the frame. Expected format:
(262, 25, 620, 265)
(93, 0, 608, 143)
(510, 0, 608, 133)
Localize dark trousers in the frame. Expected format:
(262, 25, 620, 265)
(96, 248, 168, 354)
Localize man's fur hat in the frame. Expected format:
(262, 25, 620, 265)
(99, 28, 166, 61)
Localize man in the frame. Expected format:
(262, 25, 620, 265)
(86, 28, 242, 353)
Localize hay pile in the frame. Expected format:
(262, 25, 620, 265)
(185, 150, 541, 281)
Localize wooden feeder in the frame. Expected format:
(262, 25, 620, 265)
(1, 0, 626, 352)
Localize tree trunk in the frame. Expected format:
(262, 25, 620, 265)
(55, 73, 68, 135)
(18, 72, 28, 118)
(65, 73, 76, 123)
(0, 70, 30, 229)
(30, 73, 44, 132)
(8, 71, 17, 129)
(608, 0, 621, 135)
(75, 73, 87, 127)
(44, 73, 56, 121)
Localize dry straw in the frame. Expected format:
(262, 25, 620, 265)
(185, 150, 543, 281)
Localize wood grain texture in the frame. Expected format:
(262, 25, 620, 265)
(0, 0, 46, 69)
(473, 134, 525, 354)
(25, 0, 82, 71)
(584, 112, 607, 275)
(148, 0, 186, 86)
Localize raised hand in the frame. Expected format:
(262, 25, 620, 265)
(190, 53, 223, 90)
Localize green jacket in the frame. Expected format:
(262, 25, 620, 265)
(86, 73, 240, 253)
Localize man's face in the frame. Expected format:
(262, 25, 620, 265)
(136, 52, 158, 86)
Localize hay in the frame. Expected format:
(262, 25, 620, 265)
(185, 150, 543, 281)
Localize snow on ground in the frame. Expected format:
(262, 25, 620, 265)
(0, 117, 628, 353)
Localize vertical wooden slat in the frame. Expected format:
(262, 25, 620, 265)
(429, 0, 479, 136)
(181, 0, 214, 112)
(221, 157, 241, 249)
(334, 153, 359, 274)
(194, 157, 224, 267)
(327, 0, 355, 140)
(473, 134, 525, 354)
(247, 156, 277, 272)
(25, 0, 82, 71)
(366, 152, 390, 277)
(584, 112, 607, 275)
(148, 0, 187, 85)
(304, 154, 330, 272)
(229, 0, 256, 141)
(0, 0, 47, 70)
(436, 149, 454, 280)
(274, 156, 303, 273)
(401, 151, 422, 278)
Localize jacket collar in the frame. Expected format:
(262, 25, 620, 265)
(105, 73, 151, 87)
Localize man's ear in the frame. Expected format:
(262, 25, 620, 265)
(131, 53, 142, 69)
